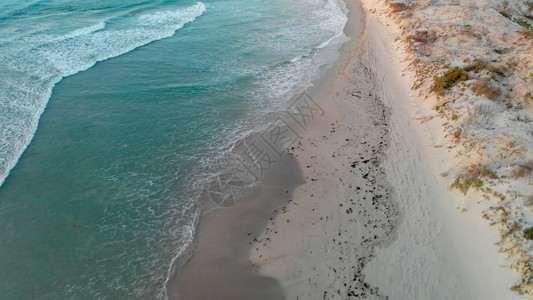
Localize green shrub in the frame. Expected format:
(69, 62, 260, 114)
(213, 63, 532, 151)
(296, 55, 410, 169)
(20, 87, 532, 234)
(516, 18, 532, 30)
(524, 228, 533, 240)
(451, 175, 483, 195)
(432, 67, 470, 94)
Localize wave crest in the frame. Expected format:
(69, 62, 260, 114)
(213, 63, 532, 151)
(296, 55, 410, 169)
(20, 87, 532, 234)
(0, 2, 206, 187)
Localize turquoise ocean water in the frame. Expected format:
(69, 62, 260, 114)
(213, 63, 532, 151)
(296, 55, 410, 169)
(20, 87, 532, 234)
(0, 0, 347, 298)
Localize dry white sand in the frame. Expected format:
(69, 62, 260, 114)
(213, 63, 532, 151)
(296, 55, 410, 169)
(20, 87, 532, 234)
(360, 2, 524, 298)
(369, 0, 533, 294)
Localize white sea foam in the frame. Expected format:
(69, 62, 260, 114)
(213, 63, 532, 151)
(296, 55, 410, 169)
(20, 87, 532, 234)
(316, 0, 349, 49)
(0, 2, 206, 188)
(63, 22, 106, 40)
(182, 0, 349, 197)
(1, 1, 348, 297)
(162, 1, 350, 295)
(177, 0, 350, 217)
(255, 0, 348, 105)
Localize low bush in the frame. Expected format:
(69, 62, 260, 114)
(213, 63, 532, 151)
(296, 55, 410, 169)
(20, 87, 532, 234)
(516, 18, 532, 30)
(450, 165, 497, 194)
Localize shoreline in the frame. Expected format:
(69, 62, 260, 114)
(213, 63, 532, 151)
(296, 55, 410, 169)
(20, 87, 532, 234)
(164, 0, 351, 296)
(168, 0, 527, 298)
(169, 0, 399, 297)
(165, 0, 354, 298)
(166, 0, 358, 297)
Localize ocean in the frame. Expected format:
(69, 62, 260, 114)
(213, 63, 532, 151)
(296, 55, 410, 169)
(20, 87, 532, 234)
(0, 0, 347, 298)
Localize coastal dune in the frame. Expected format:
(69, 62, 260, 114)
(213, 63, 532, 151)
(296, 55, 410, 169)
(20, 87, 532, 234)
(358, 1, 523, 298)
(171, 0, 527, 299)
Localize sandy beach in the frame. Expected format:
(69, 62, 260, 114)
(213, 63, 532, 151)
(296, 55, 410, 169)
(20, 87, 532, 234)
(169, 0, 531, 299)
(1, 0, 529, 298)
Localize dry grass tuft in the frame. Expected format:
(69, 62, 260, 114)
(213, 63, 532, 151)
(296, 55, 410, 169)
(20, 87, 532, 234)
(467, 164, 498, 179)
(509, 161, 533, 178)
(390, 2, 409, 12)
(410, 30, 437, 43)
(519, 29, 533, 40)
(463, 58, 487, 73)
(488, 64, 508, 77)
(471, 80, 502, 99)
(453, 128, 461, 139)
(497, 6, 511, 19)
(502, 140, 524, 157)
(504, 221, 520, 238)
